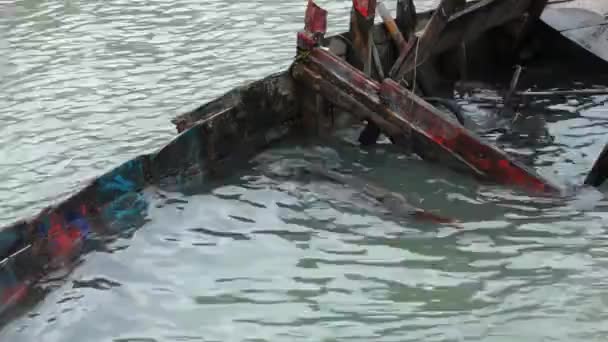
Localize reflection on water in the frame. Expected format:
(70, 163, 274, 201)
(2, 0, 608, 341)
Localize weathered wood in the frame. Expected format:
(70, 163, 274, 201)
(390, 0, 463, 81)
(371, 41, 385, 79)
(300, 47, 562, 194)
(379, 79, 561, 193)
(393, 0, 420, 92)
(349, 0, 378, 76)
(396, 0, 417, 39)
(350, 0, 383, 145)
(383, 0, 458, 97)
(291, 63, 406, 144)
(362, 0, 414, 145)
(298, 0, 332, 136)
(500, 64, 523, 113)
(306, 164, 459, 225)
(377, 2, 407, 51)
(511, 0, 549, 57)
(172, 72, 299, 134)
(304, 0, 328, 35)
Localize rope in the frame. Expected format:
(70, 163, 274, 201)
(294, 50, 311, 63)
(407, 37, 421, 115)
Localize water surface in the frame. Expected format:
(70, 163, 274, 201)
(2, 0, 608, 341)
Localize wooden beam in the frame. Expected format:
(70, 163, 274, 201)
(512, 0, 549, 57)
(298, 0, 332, 136)
(291, 63, 407, 144)
(349, 0, 378, 76)
(379, 79, 560, 193)
(304, 0, 328, 35)
(385, 0, 462, 97)
(389, 0, 463, 81)
(377, 2, 407, 51)
(396, 0, 417, 39)
(350, 0, 384, 145)
(298, 47, 562, 194)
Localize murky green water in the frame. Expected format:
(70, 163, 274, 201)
(2, 0, 608, 341)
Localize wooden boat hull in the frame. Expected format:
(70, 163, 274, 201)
(0, 71, 300, 320)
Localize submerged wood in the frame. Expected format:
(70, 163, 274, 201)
(379, 79, 561, 193)
(306, 164, 459, 225)
(500, 64, 524, 113)
(294, 47, 562, 194)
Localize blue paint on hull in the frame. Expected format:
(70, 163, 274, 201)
(0, 117, 212, 315)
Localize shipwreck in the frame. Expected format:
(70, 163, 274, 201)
(1, 0, 608, 322)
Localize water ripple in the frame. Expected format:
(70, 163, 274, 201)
(2, 0, 608, 341)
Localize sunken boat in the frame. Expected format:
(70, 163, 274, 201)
(2, 0, 608, 321)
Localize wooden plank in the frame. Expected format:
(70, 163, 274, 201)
(349, 0, 378, 76)
(299, 47, 562, 194)
(349, 0, 383, 145)
(291, 63, 407, 144)
(389, 0, 463, 81)
(298, 0, 333, 136)
(363, 1, 411, 145)
(511, 0, 549, 54)
(172, 71, 297, 134)
(304, 0, 328, 35)
(377, 2, 407, 51)
(379, 79, 560, 194)
(396, 0, 417, 39)
(378, 1, 444, 97)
